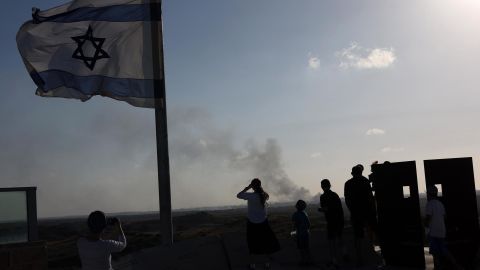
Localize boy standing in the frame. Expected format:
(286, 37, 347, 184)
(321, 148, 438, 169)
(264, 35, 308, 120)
(425, 185, 461, 270)
(319, 179, 345, 267)
(292, 200, 311, 265)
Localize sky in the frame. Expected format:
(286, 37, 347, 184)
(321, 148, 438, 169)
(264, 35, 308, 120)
(1, 0, 480, 218)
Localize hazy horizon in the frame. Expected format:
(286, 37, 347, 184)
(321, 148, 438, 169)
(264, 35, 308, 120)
(1, 0, 480, 218)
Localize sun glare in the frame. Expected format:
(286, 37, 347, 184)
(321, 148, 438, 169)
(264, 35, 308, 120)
(438, 0, 480, 13)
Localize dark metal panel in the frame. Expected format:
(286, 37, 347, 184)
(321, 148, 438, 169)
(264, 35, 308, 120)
(372, 161, 425, 268)
(0, 187, 37, 192)
(424, 157, 480, 269)
(26, 189, 38, 241)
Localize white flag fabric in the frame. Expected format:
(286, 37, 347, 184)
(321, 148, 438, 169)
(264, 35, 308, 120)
(16, 0, 162, 108)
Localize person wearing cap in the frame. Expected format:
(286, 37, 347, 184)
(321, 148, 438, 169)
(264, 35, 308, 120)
(77, 210, 127, 270)
(425, 185, 462, 270)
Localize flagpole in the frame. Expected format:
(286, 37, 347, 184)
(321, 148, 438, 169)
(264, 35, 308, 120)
(150, 0, 173, 246)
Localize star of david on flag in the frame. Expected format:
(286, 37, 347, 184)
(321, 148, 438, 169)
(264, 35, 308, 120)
(71, 26, 110, 70)
(16, 0, 163, 108)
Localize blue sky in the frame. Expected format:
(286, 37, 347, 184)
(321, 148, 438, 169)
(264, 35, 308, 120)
(1, 0, 480, 217)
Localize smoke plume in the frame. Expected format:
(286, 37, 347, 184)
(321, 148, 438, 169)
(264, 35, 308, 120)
(229, 139, 311, 201)
(169, 107, 311, 204)
(0, 103, 311, 217)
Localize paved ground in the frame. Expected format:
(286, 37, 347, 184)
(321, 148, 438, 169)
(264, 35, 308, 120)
(222, 230, 382, 270)
(129, 236, 230, 270)
(112, 229, 435, 270)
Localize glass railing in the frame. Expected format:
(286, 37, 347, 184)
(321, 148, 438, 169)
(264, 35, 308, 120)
(0, 189, 35, 245)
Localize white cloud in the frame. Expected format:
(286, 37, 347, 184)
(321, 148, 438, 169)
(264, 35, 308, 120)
(308, 55, 320, 69)
(310, 152, 322, 158)
(366, 128, 386, 136)
(381, 147, 404, 153)
(199, 139, 208, 147)
(336, 42, 396, 69)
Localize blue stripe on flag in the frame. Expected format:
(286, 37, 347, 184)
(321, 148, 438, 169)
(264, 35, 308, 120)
(34, 70, 156, 98)
(33, 4, 161, 23)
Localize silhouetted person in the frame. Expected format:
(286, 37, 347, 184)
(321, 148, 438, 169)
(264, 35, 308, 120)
(344, 164, 377, 266)
(77, 211, 127, 270)
(237, 178, 280, 269)
(368, 161, 389, 266)
(292, 199, 312, 266)
(319, 179, 345, 267)
(368, 161, 379, 192)
(425, 186, 462, 270)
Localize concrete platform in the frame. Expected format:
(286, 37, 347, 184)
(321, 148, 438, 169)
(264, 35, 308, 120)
(130, 236, 229, 270)
(117, 229, 436, 270)
(222, 229, 383, 270)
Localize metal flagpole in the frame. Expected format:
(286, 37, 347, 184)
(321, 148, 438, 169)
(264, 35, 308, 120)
(149, 0, 173, 246)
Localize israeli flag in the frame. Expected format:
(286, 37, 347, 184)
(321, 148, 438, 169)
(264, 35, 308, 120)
(16, 0, 162, 108)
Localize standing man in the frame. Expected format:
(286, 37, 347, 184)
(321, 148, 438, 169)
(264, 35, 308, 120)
(425, 185, 462, 270)
(319, 179, 345, 267)
(344, 164, 377, 267)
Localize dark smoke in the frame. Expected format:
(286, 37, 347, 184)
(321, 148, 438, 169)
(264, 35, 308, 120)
(0, 104, 311, 217)
(230, 139, 311, 201)
(169, 107, 312, 202)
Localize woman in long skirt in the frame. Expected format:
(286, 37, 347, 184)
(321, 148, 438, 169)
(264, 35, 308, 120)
(237, 178, 281, 269)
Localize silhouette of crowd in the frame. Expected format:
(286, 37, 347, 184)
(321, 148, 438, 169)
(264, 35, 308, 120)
(237, 162, 468, 269)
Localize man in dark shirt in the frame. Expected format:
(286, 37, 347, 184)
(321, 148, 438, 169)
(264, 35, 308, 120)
(344, 164, 377, 266)
(319, 179, 345, 266)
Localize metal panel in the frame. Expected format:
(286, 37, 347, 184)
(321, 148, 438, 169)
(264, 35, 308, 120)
(26, 188, 38, 241)
(372, 161, 425, 268)
(424, 157, 480, 268)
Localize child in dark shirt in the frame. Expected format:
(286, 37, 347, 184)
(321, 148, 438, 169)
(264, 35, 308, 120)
(292, 199, 311, 265)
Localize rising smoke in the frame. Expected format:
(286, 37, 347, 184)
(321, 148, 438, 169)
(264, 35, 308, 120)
(229, 139, 311, 201)
(0, 103, 311, 217)
(169, 107, 311, 204)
